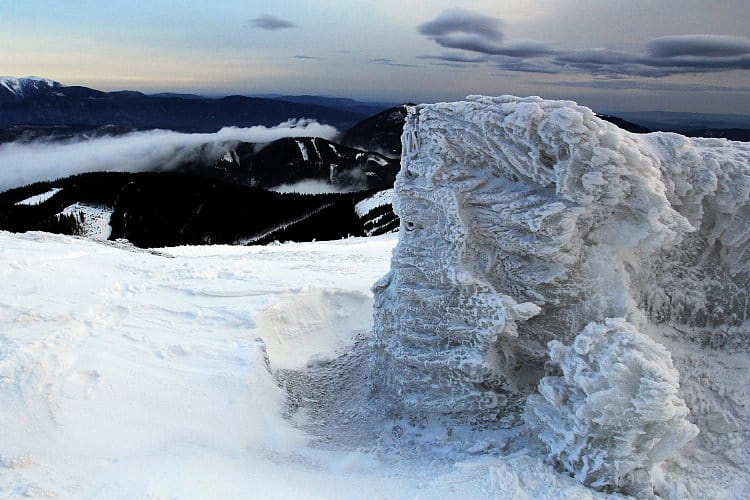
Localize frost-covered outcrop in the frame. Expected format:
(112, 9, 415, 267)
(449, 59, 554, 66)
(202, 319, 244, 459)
(524, 318, 699, 490)
(372, 95, 750, 492)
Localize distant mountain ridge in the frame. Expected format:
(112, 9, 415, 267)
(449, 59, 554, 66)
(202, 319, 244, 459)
(0, 76, 61, 102)
(341, 105, 414, 157)
(0, 77, 367, 132)
(252, 94, 394, 117)
(605, 110, 750, 141)
(595, 114, 652, 134)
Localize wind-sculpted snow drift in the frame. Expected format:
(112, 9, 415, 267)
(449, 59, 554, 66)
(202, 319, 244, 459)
(373, 95, 750, 493)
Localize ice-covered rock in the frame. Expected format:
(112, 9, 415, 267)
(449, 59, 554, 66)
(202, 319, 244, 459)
(372, 95, 750, 491)
(524, 318, 699, 490)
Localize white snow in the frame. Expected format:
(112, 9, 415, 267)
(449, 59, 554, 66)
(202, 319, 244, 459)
(367, 154, 390, 167)
(311, 137, 322, 162)
(57, 203, 113, 240)
(271, 179, 347, 194)
(295, 139, 309, 161)
(15, 187, 62, 206)
(355, 188, 394, 217)
(221, 149, 239, 164)
(374, 95, 750, 496)
(0, 231, 606, 498)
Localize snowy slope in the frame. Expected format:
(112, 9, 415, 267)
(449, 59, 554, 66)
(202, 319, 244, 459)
(15, 188, 62, 206)
(354, 188, 393, 217)
(0, 231, 608, 499)
(355, 189, 398, 236)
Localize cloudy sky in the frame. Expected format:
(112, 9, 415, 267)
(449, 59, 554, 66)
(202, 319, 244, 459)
(2, 0, 749, 113)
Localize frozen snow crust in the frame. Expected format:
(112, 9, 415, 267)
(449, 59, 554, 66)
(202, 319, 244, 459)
(373, 95, 750, 494)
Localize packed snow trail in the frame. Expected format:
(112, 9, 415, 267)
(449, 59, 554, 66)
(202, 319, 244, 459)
(374, 95, 749, 496)
(0, 231, 607, 498)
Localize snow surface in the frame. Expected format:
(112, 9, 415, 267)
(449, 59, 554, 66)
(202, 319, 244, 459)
(374, 95, 750, 496)
(15, 188, 62, 206)
(0, 231, 607, 498)
(295, 139, 309, 161)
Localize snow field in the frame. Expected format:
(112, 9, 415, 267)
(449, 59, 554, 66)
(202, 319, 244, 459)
(0, 231, 609, 498)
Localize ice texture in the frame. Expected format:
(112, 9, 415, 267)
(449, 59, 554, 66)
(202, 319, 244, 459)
(373, 95, 750, 491)
(524, 318, 699, 490)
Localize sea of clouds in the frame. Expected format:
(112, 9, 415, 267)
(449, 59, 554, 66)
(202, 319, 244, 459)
(0, 119, 339, 192)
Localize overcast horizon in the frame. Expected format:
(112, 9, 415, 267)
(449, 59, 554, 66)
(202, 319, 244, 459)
(3, 0, 749, 114)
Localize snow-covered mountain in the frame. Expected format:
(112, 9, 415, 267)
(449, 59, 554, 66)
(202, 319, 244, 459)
(0, 76, 60, 103)
(199, 137, 399, 191)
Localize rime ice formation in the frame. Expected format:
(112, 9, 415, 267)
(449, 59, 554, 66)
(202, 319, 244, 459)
(524, 319, 699, 489)
(373, 95, 750, 491)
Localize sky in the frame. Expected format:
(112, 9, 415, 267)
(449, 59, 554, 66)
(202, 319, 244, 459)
(2, 0, 749, 113)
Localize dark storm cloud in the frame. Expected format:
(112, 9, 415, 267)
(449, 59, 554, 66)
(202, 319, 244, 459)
(648, 34, 750, 58)
(249, 14, 296, 30)
(369, 58, 418, 68)
(418, 8, 503, 41)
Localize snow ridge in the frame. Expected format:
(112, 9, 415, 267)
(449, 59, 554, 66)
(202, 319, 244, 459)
(373, 95, 750, 494)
